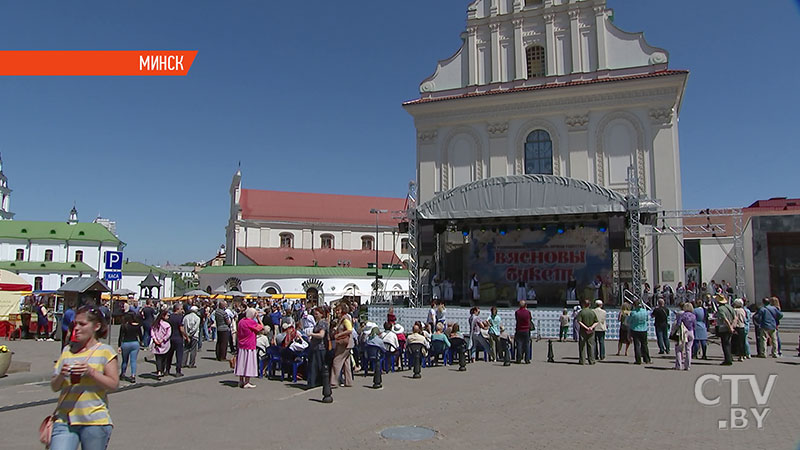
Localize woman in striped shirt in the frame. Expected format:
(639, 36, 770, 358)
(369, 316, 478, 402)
(50, 305, 120, 450)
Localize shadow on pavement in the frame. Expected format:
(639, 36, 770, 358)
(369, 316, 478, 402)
(218, 380, 240, 388)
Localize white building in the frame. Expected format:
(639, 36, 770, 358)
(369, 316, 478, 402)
(404, 0, 688, 295)
(0, 155, 12, 221)
(198, 265, 408, 305)
(0, 207, 123, 291)
(225, 170, 410, 269)
(116, 261, 175, 299)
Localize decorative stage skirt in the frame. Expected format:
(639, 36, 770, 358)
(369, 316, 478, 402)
(235, 348, 258, 377)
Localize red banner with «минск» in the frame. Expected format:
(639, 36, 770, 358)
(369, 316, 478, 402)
(0, 51, 197, 76)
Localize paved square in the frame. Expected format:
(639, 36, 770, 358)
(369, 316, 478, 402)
(1, 337, 798, 449)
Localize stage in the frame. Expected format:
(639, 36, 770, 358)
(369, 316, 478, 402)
(413, 175, 633, 307)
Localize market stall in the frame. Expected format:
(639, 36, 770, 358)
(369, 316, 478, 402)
(0, 269, 33, 338)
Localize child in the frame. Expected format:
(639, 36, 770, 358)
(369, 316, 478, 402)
(559, 309, 570, 342)
(498, 325, 513, 366)
(255, 328, 271, 378)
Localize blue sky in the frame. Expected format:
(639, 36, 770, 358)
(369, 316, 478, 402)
(0, 1, 798, 265)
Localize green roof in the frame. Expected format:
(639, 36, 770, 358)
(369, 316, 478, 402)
(0, 260, 95, 273)
(199, 265, 408, 279)
(0, 221, 121, 243)
(122, 261, 170, 276)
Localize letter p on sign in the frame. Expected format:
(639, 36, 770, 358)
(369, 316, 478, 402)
(105, 251, 123, 271)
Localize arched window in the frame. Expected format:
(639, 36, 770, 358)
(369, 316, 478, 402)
(401, 238, 410, 254)
(524, 130, 553, 175)
(74, 250, 83, 262)
(44, 249, 53, 262)
(361, 236, 374, 251)
(279, 232, 294, 248)
(34, 277, 43, 291)
(526, 45, 546, 78)
(320, 234, 334, 249)
(265, 287, 278, 295)
(15, 249, 24, 261)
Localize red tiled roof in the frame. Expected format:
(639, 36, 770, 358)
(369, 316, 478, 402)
(746, 198, 800, 211)
(240, 190, 407, 227)
(238, 247, 401, 268)
(403, 70, 689, 105)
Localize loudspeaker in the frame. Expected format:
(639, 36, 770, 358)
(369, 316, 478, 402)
(418, 224, 436, 254)
(398, 221, 409, 233)
(609, 214, 627, 250)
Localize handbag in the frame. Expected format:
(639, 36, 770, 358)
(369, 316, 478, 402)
(228, 355, 237, 369)
(40, 344, 100, 448)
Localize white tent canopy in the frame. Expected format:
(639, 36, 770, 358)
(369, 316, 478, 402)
(416, 175, 628, 220)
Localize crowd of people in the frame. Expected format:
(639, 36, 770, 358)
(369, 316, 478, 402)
(562, 293, 787, 369)
(43, 289, 790, 449)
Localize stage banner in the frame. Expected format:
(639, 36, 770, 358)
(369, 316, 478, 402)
(466, 227, 611, 305)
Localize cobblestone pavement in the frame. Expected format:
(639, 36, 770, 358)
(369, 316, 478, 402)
(0, 338, 798, 449)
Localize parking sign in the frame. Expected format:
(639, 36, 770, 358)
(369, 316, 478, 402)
(105, 251, 123, 270)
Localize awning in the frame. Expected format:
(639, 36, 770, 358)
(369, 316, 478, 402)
(416, 175, 627, 220)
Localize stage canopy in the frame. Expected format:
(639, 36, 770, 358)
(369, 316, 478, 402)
(416, 175, 627, 220)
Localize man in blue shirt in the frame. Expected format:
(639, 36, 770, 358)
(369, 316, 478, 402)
(626, 301, 652, 364)
(60, 302, 75, 348)
(754, 298, 783, 358)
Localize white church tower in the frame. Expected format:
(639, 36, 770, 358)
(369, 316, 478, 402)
(0, 154, 14, 220)
(68, 205, 79, 225)
(404, 0, 689, 289)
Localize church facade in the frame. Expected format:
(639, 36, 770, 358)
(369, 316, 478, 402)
(404, 0, 688, 299)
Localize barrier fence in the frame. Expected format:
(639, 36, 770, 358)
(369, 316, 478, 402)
(367, 306, 672, 341)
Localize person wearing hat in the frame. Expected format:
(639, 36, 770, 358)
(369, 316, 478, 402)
(715, 295, 735, 365)
(593, 300, 607, 361)
(380, 322, 400, 370)
(182, 305, 201, 369)
(392, 322, 407, 365)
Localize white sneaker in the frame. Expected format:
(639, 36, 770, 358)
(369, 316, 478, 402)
(243, 383, 256, 389)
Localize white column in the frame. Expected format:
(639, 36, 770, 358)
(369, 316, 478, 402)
(594, 6, 607, 70)
(490, 22, 501, 83)
(569, 9, 581, 73)
(500, 38, 511, 82)
(467, 26, 478, 86)
(544, 13, 556, 76)
(513, 19, 526, 80)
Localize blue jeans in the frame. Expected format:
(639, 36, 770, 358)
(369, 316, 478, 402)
(50, 422, 112, 450)
(594, 330, 606, 360)
(655, 326, 670, 353)
(142, 325, 152, 348)
(120, 341, 139, 377)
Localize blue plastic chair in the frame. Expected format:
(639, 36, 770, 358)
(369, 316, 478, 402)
(265, 346, 283, 380)
(430, 339, 447, 366)
(364, 344, 385, 377)
(289, 348, 309, 383)
(257, 355, 266, 378)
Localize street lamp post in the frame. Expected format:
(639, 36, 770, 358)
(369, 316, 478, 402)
(369, 209, 387, 303)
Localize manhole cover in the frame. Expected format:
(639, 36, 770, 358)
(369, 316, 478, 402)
(381, 426, 436, 441)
